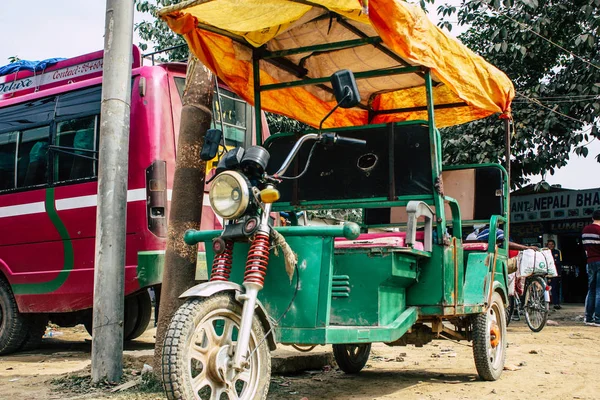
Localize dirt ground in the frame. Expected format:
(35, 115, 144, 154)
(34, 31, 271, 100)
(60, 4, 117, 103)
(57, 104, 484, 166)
(1, 304, 599, 400)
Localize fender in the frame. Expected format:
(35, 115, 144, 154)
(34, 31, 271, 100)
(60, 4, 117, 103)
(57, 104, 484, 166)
(493, 280, 508, 305)
(180, 281, 277, 351)
(0, 258, 13, 284)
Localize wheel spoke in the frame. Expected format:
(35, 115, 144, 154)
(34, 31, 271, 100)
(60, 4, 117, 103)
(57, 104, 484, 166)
(226, 387, 241, 400)
(190, 343, 208, 361)
(237, 369, 251, 383)
(220, 319, 234, 346)
(210, 386, 223, 400)
(192, 371, 209, 392)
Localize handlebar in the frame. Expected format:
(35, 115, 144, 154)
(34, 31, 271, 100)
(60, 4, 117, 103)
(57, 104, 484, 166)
(334, 135, 367, 146)
(274, 132, 366, 178)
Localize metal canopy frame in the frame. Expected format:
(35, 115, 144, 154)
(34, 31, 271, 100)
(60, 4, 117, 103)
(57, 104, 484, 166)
(187, 7, 511, 236)
(190, 10, 464, 146)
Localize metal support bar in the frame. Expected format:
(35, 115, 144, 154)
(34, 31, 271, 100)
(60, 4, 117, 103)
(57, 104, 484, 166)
(263, 37, 382, 59)
(196, 21, 248, 45)
(260, 66, 423, 92)
(253, 49, 263, 145)
(388, 123, 396, 201)
(423, 70, 445, 245)
(504, 117, 511, 238)
(406, 201, 434, 252)
(375, 102, 468, 115)
(335, 16, 429, 82)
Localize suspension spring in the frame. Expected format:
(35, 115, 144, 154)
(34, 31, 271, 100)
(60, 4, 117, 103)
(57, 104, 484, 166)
(210, 240, 234, 282)
(243, 232, 271, 288)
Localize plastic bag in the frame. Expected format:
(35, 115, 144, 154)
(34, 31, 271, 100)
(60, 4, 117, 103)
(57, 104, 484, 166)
(518, 249, 536, 277)
(518, 249, 557, 277)
(541, 249, 558, 277)
(508, 272, 517, 296)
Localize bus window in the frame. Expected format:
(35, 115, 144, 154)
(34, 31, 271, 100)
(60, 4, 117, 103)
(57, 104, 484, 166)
(55, 116, 98, 181)
(173, 77, 250, 148)
(0, 131, 17, 190)
(214, 88, 248, 148)
(17, 126, 50, 187)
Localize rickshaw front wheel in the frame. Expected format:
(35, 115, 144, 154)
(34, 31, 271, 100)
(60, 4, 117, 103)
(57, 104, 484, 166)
(161, 293, 271, 400)
(472, 292, 507, 381)
(333, 343, 371, 374)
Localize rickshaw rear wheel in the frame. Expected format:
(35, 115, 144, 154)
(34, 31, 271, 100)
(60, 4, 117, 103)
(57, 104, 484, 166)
(333, 343, 371, 374)
(472, 292, 507, 381)
(162, 293, 271, 400)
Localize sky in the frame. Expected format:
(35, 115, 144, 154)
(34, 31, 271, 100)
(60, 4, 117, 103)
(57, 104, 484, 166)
(1, 0, 598, 190)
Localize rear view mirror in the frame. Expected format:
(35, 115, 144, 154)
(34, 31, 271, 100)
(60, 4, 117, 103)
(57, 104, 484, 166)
(200, 129, 223, 161)
(331, 70, 361, 109)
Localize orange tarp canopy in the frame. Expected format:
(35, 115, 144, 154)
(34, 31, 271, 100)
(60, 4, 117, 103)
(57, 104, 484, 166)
(159, 0, 514, 129)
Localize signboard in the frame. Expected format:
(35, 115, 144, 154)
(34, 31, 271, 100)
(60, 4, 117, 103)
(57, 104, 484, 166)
(511, 188, 600, 223)
(0, 59, 104, 98)
(0, 46, 141, 101)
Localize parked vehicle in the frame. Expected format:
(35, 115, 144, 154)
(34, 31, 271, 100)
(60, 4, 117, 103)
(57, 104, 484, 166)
(0, 46, 259, 354)
(158, 1, 516, 398)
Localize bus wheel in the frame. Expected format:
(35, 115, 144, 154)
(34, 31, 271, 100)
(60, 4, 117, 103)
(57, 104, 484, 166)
(162, 293, 271, 400)
(19, 314, 49, 352)
(0, 278, 27, 355)
(125, 291, 152, 341)
(333, 343, 371, 373)
(472, 292, 507, 381)
(83, 291, 150, 340)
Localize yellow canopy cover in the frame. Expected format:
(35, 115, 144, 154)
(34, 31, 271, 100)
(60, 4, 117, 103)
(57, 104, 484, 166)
(159, 0, 514, 128)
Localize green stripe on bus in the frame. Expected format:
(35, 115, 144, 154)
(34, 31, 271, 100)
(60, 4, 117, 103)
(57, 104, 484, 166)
(12, 188, 75, 295)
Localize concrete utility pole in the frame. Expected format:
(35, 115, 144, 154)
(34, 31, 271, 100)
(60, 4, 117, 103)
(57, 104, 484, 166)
(91, 0, 134, 383)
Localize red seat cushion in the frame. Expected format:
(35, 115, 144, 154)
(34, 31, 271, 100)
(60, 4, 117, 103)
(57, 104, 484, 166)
(462, 242, 519, 259)
(335, 232, 425, 251)
(462, 242, 488, 251)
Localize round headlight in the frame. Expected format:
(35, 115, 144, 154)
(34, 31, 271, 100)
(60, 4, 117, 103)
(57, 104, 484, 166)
(209, 171, 250, 219)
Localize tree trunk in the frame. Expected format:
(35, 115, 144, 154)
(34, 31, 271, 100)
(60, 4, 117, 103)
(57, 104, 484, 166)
(153, 55, 214, 369)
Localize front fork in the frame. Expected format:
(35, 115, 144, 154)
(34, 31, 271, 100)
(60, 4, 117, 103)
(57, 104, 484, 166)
(232, 202, 273, 371)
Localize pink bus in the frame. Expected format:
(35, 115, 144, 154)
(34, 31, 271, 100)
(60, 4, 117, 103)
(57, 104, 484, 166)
(0, 46, 258, 354)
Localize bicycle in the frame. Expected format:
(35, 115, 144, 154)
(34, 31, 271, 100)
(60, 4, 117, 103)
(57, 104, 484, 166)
(506, 275, 550, 332)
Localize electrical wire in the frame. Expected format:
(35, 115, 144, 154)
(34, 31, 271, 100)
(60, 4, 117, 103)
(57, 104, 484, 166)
(490, 7, 600, 72)
(513, 99, 599, 104)
(277, 140, 320, 180)
(515, 91, 592, 125)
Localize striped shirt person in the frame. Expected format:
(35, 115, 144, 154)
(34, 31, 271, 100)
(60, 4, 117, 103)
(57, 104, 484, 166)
(582, 210, 600, 326)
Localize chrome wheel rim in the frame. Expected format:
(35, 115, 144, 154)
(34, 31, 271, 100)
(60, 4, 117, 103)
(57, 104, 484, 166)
(186, 308, 259, 400)
(487, 301, 504, 369)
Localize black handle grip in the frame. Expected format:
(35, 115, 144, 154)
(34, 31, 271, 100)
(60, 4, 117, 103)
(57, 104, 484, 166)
(335, 135, 366, 146)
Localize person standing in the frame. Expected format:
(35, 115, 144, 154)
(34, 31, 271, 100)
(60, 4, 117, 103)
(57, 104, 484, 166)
(582, 210, 600, 326)
(546, 239, 562, 310)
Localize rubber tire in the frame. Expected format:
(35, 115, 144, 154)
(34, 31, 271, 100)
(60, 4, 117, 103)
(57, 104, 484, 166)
(505, 296, 515, 327)
(162, 293, 271, 400)
(19, 314, 49, 352)
(125, 291, 152, 341)
(0, 278, 27, 355)
(524, 276, 549, 333)
(333, 343, 371, 374)
(82, 295, 140, 339)
(472, 292, 507, 381)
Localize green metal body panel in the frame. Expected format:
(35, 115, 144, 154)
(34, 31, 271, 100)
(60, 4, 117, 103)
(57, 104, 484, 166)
(203, 233, 421, 345)
(330, 250, 417, 327)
